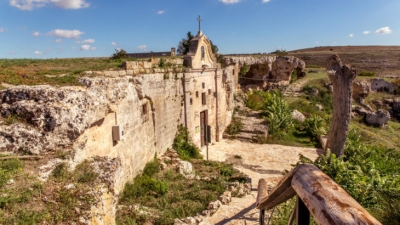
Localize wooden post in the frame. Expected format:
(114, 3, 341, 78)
(295, 195, 310, 225)
(325, 55, 357, 156)
(257, 179, 269, 225)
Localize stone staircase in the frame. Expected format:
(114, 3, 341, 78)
(223, 109, 268, 143)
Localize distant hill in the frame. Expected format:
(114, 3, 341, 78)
(289, 46, 400, 76)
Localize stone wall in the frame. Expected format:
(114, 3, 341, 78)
(0, 67, 237, 224)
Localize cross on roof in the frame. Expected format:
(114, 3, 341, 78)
(197, 15, 202, 32)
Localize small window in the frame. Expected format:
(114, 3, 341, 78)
(196, 91, 199, 98)
(202, 92, 206, 105)
(233, 69, 235, 75)
(202, 83, 205, 88)
(208, 89, 211, 95)
(201, 46, 205, 59)
(142, 103, 148, 115)
(190, 98, 193, 105)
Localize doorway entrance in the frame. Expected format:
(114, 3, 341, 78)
(200, 110, 208, 147)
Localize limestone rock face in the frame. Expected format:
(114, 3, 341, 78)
(0, 78, 130, 154)
(223, 56, 276, 67)
(270, 56, 306, 82)
(365, 110, 391, 127)
(353, 80, 372, 99)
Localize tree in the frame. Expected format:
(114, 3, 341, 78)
(325, 54, 357, 156)
(111, 49, 127, 59)
(177, 32, 218, 55)
(177, 32, 194, 55)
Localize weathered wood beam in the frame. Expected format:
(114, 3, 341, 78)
(256, 167, 299, 210)
(291, 164, 382, 225)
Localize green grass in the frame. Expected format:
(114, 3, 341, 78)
(117, 159, 248, 225)
(0, 159, 99, 224)
(0, 58, 123, 86)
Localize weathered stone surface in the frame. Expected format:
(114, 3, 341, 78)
(292, 110, 305, 122)
(270, 56, 305, 83)
(371, 79, 395, 93)
(353, 80, 372, 99)
(365, 110, 391, 127)
(177, 161, 193, 176)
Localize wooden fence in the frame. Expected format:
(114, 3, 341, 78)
(256, 164, 381, 225)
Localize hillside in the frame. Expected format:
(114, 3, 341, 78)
(289, 45, 400, 77)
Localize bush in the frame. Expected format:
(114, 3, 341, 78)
(359, 71, 376, 77)
(75, 160, 98, 183)
(303, 114, 326, 139)
(262, 90, 293, 135)
(111, 49, 127, 60)
(239, 63, 249, 77)
(173, 125, 202, 160)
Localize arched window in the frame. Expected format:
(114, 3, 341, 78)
(201, 46, 205, 59)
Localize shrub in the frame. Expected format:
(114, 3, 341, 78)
(172, 125, 202, 160)
(303, 114, 326, 139)
(239, 63, 249, 77)
(262, 90, 293, 135)
(111, 49, 127, 60)
(75, 160, 98, 183)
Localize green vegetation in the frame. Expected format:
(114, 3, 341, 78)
(172, 125, 202, 160)
(297, 130, 400, 224)
(0, 159, 99, 224)
(177, 31, 218, 55)
(111, 49, 128, 60)
(117, 130, 248, 225)
(358, 71, 376, 77)
(246, 90, 293, 135)
(0, 58, 123, 86)
(239, 62, 249, 77)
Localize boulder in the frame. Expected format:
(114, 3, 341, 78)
(292, 110, 306, 122)
(371, 79, 395, 93)
(177, 161, 193, 176)
(365, 110, 391, 127)
(353, 80, 372, 99)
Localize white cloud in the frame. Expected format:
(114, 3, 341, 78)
(111, 42, 120, 46)
(157, 10, 165, 14)
(80, 45, 90, 50)
(9, 0, 89, 10)
(0, 28, 4, 33)
(262, 0, 271, 3)
(34, 50, 43, 55)
(348, 33, 354, 38)
(76, 38, 95, 44)
(137, 45, 147, 51)
(32, 31, 40, 36)
(375, 26, 392, 34)
(51, 0, 89, 9)
(55, 39, 63, 43)
(219, 0, 239, 4)
(363, 31, 371, 35)
(48, 29, 84, 38)
(90, 46, 97, 51)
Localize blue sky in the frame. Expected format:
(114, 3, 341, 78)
(1, 0, 399, 58)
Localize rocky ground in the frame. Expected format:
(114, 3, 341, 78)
(199, 139, 321, 224)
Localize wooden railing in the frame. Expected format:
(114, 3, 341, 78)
(256, 164, 381, 225)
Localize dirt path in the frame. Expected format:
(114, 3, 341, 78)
(200, 139, 321, 224)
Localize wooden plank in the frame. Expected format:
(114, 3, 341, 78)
(256, 166, 299, 210)
(291, 164, 382, 225)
